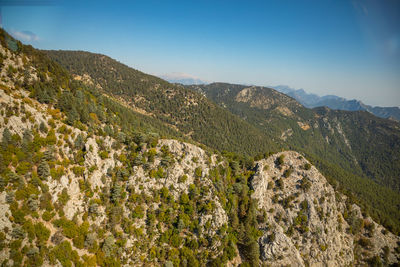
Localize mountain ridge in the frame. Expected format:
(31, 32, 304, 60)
(190, 83, 400, 234)
(273, 85, 400, 121)
(44, 50, 279, 156)
(43, 50, 400, 235)
(0, 28, 399, 266)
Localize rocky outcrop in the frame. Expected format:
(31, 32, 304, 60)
(251, 151, 400, 266)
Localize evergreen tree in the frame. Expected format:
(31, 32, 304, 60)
(37, 160, 50, 180)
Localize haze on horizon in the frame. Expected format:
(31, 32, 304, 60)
(2, 0, 399, 107)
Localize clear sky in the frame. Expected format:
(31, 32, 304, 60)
(1, 0, 400, 107)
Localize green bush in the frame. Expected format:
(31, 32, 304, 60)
(72, 166, 85, 176)
(303, 163, 311, 170)
(51, 240, 80, 267)
(358, 237, 372, 248)
(34, 222, 50, 244)
(283, 167, 293, 178)
(42, 210, 55, 221)
(275, 178, 284, 190)
(99, 150, 109, 159)
(53, 217, 78, 239)
(58, 188, 70, 206)
(132, 205, 145, 219)
(178, 175, 188, 183)
(194, 167, 202, 178)
(277, 155, 285, 165)
(299, 177, 311, 192)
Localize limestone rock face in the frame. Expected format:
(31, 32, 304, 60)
(251, 151, 400, 266)
(259, 228, 304, 266)
(128, 139, 228, 235)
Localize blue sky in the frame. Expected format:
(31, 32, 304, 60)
(1, 0, 399, 106)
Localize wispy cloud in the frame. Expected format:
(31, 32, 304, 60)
(10, 30, 39, 42)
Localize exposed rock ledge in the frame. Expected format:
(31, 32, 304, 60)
(251, 151, 400, 266)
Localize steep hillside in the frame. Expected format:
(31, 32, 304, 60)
(190, 83, 400, 233)
(251, 151, 400, 266)
(0, 29, 249, 266)
(44, 50, 278, 156)
(314, 107, 400, 192)
(0, 88, 235, 266)
(0, 28, 399, 266)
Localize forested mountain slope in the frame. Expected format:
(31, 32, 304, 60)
(0, 28, 400, 266)
(45, 50, 278, 156)
(0, 28, 251, 266)
(190, 83, 400, 233)
(45, 50, 400, 235)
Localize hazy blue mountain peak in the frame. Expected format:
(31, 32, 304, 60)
(272, 85, 400, 121)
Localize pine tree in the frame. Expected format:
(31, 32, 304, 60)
(37, 160, 50, 180)
(2, 128, 12, 148)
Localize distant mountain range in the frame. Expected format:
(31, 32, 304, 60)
(158, 77, 400, 121)
(159, 72, 208, 85)
(273, 85, 400, 121)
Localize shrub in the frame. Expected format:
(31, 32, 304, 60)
(161, 155, 173, 167)
(276, 155, 285, 165)
(42, 210, 55, 221)
(154, 167, 166, 178)
(170, 233, 182, 248)
(99, 150, 108, 159)
(51, 240, 80, 267)
(39, 122, 48, 133)
(11, 226, 25, 239)
(132, 205, 145, 219)
(160, 187, 169, 200)
(72, 166, 85, 176)
(194, 167, 202, 178)
(50, 166, 65, 180)
(178, 175, 188, 183)
(88, 203, 99, 215)
(10, 204, 26, 224)
(34, 222, 50, 244)
(53, 217, 79, 239)
(267, 181, 274, 190)
(242, 240, 260, 266)
(358, 237, 372, 248)
(58, 188, 70, 206)
(16, 161, 32, 175)
(111, 184, 122, 202)
(275, 178, 284, 190)
(299, 177, 311, 192)
(27, 194, 39, 211)
(45, 129, 57, 145)
(102, 235, 115, 257)
(283, 167, 293, 178)
(84, 232, 97, 249)
(303, 163, 311, 170)
(6, 191, 14, 203)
